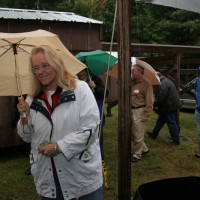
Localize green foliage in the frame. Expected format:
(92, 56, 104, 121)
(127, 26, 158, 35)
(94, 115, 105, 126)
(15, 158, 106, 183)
(1, 0, 200, 45)
(131, 3, 156, 43)
(0, 0, 64, 10)
(58, 0, 92, 16)
(92, 0, 117, 42)
(154, 9, 200, 45)
(132, 2, 200, 45)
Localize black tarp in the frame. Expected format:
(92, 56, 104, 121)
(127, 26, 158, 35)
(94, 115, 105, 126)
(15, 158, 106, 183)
(134, 176, 200, 200)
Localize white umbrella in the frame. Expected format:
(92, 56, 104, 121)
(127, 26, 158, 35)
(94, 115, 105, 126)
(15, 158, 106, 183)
(0, 29, 86, 96)
(136, 58, 160, 85)
(136, 0, 200, 14)
(107, 57, 160, 85)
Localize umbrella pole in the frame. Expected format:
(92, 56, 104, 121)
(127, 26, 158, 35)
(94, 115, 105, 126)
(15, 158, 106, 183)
(13, 44, 26, 119)
(86, 68, 95, 92)
(14, 55, 23, 97)
(12, 44, 23, 96)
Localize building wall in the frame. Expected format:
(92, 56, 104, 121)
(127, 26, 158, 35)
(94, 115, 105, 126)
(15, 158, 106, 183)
(0, 97, 25, 148)
(0, 19, 102, 53)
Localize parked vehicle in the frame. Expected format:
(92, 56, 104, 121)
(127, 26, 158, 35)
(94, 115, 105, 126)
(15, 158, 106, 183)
(180, 93, 195, 110)
(180, 78, 197, 111)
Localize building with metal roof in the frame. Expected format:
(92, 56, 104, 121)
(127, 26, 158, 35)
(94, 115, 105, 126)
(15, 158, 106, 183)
(0, 8, 103, 24)
(0, 7, 103, 148)
(0, 8, 103, 53)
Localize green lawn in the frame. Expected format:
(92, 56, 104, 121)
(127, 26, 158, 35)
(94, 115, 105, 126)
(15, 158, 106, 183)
(103, 107, 200, 199)
(0, 106, 199, 199)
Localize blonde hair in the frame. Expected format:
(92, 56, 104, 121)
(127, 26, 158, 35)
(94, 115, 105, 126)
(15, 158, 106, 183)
(29, 45, 76, 97)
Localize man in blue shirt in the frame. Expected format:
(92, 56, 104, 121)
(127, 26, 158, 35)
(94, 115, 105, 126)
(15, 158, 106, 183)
(194, 67, 200, 157)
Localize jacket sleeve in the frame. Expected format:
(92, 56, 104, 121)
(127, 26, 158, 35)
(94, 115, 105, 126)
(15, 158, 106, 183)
(92, 75, 109, 100)
(144, 82, 154, 118)
(57, 81, 101, 161)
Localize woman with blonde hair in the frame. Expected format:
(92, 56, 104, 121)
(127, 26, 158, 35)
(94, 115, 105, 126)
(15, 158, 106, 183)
(17, 45, 103, 200)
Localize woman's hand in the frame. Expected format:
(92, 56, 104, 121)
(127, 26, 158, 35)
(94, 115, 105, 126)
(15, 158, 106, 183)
(38, 143, 59, 157)
(88, 80, 96, 89)
(17, 96, 30, 118)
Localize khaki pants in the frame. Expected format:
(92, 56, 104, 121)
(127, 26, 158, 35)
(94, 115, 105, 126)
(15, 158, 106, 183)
(131, 108, 148, 159)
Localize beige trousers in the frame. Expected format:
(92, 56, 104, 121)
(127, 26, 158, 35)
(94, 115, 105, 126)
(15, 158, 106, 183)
(131, 107, 148, 159)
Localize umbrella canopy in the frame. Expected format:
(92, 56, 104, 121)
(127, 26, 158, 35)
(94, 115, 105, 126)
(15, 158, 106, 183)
(136, 59, 160, 85)
(108, 57, 160, 85)
(136, 0, 200, 14)
(0, 29, 86, 96)
(75, 50, 118, 76)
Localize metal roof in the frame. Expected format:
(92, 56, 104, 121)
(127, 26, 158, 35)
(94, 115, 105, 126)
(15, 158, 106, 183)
(0, 8, 103, 24)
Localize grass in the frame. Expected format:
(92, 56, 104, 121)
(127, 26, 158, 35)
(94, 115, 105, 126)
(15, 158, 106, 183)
(0, 151, 39, 200)
(103, 106, 200, 199)
(0, 106, 200, 199)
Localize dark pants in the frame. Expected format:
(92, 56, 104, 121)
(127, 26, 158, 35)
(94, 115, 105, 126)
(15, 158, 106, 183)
(106, 100, 118, 116)
(71, 187, 102, 200)
(151, 113, 180, 144)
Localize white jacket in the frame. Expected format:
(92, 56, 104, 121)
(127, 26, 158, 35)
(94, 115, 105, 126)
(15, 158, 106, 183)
(17, 80, 103, 199)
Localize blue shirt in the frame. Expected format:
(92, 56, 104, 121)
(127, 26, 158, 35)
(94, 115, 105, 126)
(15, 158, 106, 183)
(195, 77, 200, 112)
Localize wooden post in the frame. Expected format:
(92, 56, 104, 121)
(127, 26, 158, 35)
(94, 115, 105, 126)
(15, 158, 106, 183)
(117, 0, 132, 199)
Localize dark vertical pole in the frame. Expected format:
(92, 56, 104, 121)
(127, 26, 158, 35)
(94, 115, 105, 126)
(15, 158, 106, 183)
(117, 0, 132, 200)
(174, 53, 181, 128)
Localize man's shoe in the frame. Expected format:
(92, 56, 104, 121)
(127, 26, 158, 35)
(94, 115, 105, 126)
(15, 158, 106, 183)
(195, 152, 200, 158)
(147, 132, 156, 139)
(142, 150, 149, 155)
(131, 156, 140, 162)
(172, 141, 180, 145)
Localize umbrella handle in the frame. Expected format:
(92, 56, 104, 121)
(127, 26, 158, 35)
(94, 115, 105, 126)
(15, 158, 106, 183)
(21, 112, 26, 118)
(85, 69, 95, 92)
(20, 94, 26, 119)
(20, 111, 28, 124)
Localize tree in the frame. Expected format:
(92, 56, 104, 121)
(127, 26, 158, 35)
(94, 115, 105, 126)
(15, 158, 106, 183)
(0, 0, 63, 10)
(131, 2, 200, 46)
(1, 0, 200, 45)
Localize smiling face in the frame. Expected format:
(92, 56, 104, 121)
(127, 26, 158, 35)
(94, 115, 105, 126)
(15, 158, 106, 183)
(31, 52, 57, 91)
